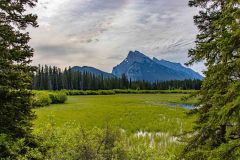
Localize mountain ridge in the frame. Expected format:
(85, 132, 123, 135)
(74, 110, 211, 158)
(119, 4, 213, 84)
(71, 66, 114, 78)
(72, 50, 203, 81)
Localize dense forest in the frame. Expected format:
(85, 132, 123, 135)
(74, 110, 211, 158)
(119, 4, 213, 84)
(32, 65, 202, 90)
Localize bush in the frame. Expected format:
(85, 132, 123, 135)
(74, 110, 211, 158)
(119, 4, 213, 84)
(98, 90, 115, 95)
(32, 91, 52, 107)
(85, 90, 99, 95)
(35, 124, 127, 160)
(64, 90, 86, 95)
(32, 91, 67, 108)
(34, 122, 183, 159)
(49, 91, 68, 104)
(64, 89, 196, 96)
(65, 90, 116, 96)
(0, 133, 42, 159)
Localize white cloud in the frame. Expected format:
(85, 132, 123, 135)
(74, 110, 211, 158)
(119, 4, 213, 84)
(29, 0, 205, 74)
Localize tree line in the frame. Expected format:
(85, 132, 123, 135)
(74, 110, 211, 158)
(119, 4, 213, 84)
(32, 65, 202, 90)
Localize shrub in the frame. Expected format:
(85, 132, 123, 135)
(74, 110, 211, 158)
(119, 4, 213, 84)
(113, 89, 130, 94)
(34, 122, 183, 159)
(64, 90, 86, 95)
(32, 91, 52, 107)
(98, 90, 115, 95)
(63, 89, 196, 96)
(85, 90, 99, 95)
(35, 123, 127, 160)
(48, 91, 68, 104)
(0, 133, 43, 159)
(65, 90, 116, 96)
(32, 91, 67, 108)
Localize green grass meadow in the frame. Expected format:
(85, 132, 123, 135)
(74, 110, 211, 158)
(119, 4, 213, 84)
(33, 93, 196, 159)
(34, 94, 195, 133)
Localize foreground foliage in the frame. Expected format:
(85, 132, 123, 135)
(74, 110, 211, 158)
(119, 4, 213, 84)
(0, 0, 38, 158)
(33, 123, 185, 160)
(3, 122, 186, 160)
(182, 0, 240, 159)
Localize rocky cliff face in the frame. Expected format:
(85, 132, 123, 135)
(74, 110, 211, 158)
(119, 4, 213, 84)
(112, 50, 203, 82)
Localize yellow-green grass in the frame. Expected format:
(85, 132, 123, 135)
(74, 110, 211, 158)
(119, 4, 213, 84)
(34, 94, 196, 134)
(33, 94, 197, 159)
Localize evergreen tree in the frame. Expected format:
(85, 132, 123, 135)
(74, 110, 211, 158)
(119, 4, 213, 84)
(121, 74, 129, 89)
(0, 0, 38, 158)
(32, 65, 202, 90)
(181, 0, 240, 159)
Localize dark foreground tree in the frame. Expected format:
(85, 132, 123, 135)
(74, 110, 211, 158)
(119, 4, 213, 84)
(0, 0, 38, 158)
(181, 0, 240, 159)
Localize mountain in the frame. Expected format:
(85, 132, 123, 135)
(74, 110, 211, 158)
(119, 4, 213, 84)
(112, 51, 203, 82)
(152, 58, 203, 80)
(72, 66, 114, 78)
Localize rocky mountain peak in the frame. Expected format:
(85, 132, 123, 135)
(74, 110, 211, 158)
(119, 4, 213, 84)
(112, 51, 203, 81)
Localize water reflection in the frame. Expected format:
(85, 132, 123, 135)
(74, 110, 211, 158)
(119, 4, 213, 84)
(166, 103, 194, 109)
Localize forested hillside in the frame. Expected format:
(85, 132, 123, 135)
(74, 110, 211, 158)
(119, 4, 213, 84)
(32, 65, 202, 90)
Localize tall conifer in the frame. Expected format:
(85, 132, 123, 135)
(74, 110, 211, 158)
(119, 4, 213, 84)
(181, 0, 240, 159)
(0, 0, 38, 157)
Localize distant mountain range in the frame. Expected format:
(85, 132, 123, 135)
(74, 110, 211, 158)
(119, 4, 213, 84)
(72, 66, 114, 78)
(72, 50, 203, 82)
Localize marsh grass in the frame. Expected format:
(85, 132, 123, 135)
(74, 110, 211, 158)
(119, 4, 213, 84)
(33, 94, 196, 159)
(34, 94, 195, 133)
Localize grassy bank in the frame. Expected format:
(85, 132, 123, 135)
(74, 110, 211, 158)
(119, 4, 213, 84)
(64, 89, 197, 95)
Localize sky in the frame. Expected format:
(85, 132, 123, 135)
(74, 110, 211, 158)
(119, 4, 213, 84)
(29, 0, 205, 74)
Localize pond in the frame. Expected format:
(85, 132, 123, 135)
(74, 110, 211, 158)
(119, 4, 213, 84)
(166, 103, 195, 109)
